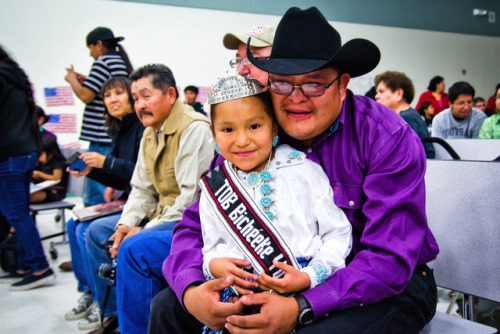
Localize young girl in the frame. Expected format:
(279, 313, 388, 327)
(418, 101, 435, 131)
(199, 74, 352, 328)
(30, 135, 68, 203)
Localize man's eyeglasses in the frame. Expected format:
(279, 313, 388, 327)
(268, 74, 342, 97)
(453, 100, 473, 107)
(229, 56, 270, 68)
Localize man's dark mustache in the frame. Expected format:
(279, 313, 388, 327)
(139, 110, 153, 118)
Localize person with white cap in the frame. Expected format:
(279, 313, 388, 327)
(223, 26, 275, 86)
(152, 6, 439, 334)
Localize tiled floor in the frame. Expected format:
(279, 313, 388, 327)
(1, 197, 83, 334)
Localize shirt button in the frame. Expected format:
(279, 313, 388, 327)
(163, 192, 168, 197)
(349, 200, 354, 206)
(333, 186, 339, 194)
(307, 148, 312, 153)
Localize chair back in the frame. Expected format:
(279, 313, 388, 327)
(425, 159, 500, 302)
(433, 139, 500, 161)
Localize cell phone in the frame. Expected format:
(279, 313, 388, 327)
(66, 151, 87, 172)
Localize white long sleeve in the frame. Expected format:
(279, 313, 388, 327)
(200, 144, 352, 288)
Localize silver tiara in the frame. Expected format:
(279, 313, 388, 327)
(207, 74, 264, 105)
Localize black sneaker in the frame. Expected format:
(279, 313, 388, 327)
(0, 271, 28, 284)
(10, 268, 56, 291)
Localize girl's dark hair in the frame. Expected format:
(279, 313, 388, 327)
(36, 105, 50, 124)
(102, 40, 133, 75)
(101, 76, 134, 133)
(41, 135, 64, 162)
(427, 76, 444, 92)
(0, 45, 42, 153)
(210, 91, 276, 125)
(418, 101, 433, 116)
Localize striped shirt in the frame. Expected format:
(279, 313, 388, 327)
(81, 52, 128, 143)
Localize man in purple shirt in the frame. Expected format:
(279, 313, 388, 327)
(150, 7, 439, 334)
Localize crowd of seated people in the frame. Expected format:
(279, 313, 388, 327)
(2, 6, 499, 334)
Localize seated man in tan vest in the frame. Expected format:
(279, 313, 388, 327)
(84, 64, 214, 333)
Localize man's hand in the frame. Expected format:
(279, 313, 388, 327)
(109, 225, 142, 258)
(184, 276, 245, 331)
(209, 258, 259, 295)
(226, 293, 299, 334)
(256, 260, 310, 294)
(80, 152, 106, 169)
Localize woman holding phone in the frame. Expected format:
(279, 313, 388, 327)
(64, 76, 144, 331)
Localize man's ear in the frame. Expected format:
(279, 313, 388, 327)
(166, 86, 177, 103)
(339, 73, 351, 102)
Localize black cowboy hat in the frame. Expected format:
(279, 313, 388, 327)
(247, 7, 380, 77)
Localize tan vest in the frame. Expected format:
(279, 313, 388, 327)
(141, 99, 209, 219)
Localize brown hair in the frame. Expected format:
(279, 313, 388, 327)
(375, 71, 415, 104)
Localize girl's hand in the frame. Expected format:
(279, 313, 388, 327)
(256, 260, 311, 294)
(209, 258, 259, 295)
(32, 168, 63, 181)
(80, 152, 106, 169)
(32, 170, 43, 180)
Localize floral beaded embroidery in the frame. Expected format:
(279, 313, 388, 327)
(260, 196, 272, 208)
(247, 172, 260, 188)
(260, 183, 271, 195)
(260, 170, 272, 182)
(313, 263, 327, 285)
(241, 152, 275, 220)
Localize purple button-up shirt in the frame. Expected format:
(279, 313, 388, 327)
(163, 90, 439, 319)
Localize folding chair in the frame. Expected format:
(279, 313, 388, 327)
(30, 148, 86, 259)
(420, 160, 499, 333)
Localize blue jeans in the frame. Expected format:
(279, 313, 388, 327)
(86, 217, 176, 322)
(117, 226, 174, 334)
(0, 153, 49, 272)
(85, 213, 124, 317)
(83, 142, 111, 207)
(67, 213, 122, 298)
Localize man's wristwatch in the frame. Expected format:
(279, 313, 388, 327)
(294, 294, 314, 326)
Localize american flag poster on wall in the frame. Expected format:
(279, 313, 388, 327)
(44, 86, 75, 107)
(45, 114, 78, 133)
(196, 86, 210, 103)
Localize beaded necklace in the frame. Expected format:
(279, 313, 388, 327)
(236, 151, 275, 220)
